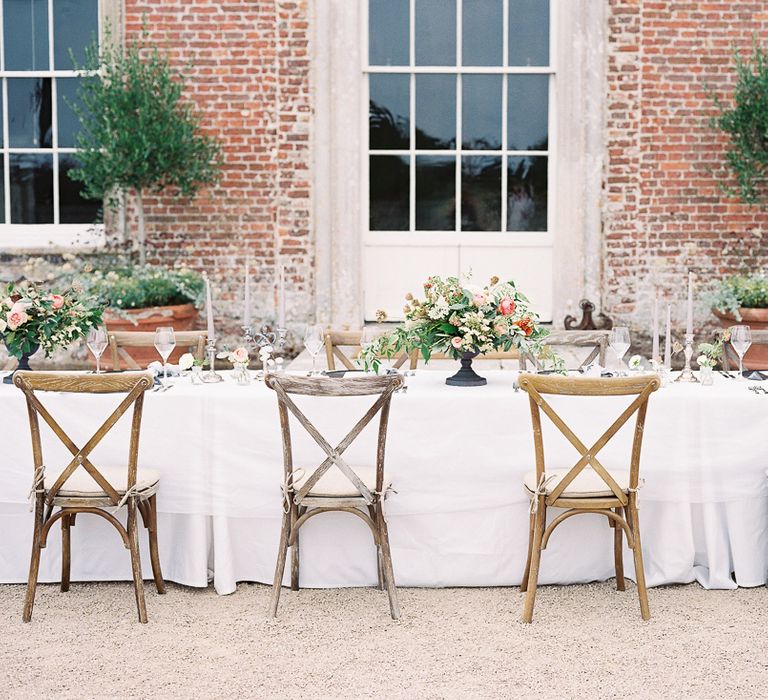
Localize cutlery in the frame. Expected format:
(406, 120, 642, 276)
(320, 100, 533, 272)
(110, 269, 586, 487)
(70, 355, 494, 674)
(719, 371, 734, 379)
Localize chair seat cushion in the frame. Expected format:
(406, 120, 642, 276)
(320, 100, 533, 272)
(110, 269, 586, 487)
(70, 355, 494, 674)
(294, 465, 389, 498)
(45, 465, 160, 498)
(523, 468, 631, 498)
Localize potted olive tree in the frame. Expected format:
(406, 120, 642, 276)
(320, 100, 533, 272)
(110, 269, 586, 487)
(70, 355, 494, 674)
(69, 34, 221, 356)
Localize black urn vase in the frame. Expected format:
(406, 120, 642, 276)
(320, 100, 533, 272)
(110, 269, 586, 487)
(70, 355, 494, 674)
(3, 345, 38, 385)
(446, 351, 487, 387)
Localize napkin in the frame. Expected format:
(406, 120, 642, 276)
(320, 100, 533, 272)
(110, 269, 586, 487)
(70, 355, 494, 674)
(744, 370, 768, 381)
(147, 361, 183, 377)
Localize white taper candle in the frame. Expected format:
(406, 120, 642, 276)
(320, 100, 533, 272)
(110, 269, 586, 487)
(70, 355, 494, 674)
(652, 290, 659, 362)
(205, 275, 215, 343)
(243, 258, 251, 328)
(686, 271, 693, 336)
(664, 303, 671, 369)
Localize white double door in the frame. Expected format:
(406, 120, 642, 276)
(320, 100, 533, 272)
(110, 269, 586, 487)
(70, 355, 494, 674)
(363, 231, 553, 322)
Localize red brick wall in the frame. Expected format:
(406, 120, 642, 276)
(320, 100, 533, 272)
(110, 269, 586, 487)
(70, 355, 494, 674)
(124, 0, 311, 335)
(605, 0, 768, 337)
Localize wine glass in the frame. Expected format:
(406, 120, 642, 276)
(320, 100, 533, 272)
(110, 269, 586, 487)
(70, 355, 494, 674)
(730, 325, 752, 380)
(86, 326, 108, 374)
(303, 324, 324, 375)
(154, 327, 176, 383)
(609, 326, 631, 376)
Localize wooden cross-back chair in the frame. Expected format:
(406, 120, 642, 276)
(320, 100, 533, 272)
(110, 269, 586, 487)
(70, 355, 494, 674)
(519, 330, 610, 371)
(517, 373, 660, 623)
(108, 330, 208, 370)
(265, 373, 404, 619)
(14, 371, 163, 623)
(718, 328, 768, 371)
(324, 329, 415, 371)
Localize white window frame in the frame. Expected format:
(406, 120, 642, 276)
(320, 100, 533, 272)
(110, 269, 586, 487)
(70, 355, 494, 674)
(0, 0, 104, 248)
(363, 0, 556, 243)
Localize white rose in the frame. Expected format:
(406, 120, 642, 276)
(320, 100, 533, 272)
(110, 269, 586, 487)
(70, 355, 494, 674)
(178, 352, 195, 370)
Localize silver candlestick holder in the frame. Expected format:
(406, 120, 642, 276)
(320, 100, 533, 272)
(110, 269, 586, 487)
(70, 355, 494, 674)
(675, 333, 698, 383)
(242, 324, 287, 351)
(202, 338, 223, 383)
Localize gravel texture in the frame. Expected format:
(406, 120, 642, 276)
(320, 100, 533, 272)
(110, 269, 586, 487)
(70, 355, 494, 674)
(2, 581, 768, 698)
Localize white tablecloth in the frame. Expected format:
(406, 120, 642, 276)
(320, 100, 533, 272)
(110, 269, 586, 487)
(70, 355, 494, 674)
(1, 371, 767, 593)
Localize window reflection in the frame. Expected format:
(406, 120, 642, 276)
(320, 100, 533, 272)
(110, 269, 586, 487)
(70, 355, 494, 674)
(462, 75, 502, 149)
(10, 154, 53, 224)
(462, 156, 501, 231)
(370, 156, 409, 230)
(8, 78, 52, 149)
(462, 0, 503, 66)
(415, 0, 456, 66)
(54, 0, 99, 69)
(509, 0, 549, 66)
(416, 75, 456, 149)
(416, 156, 455, 230)
(59, 155, 102, 224)
(508, 75, 548, 150)
(370, 74, 409, 149)
(507, 156, 547, 231)
(4, 0, 49, 70)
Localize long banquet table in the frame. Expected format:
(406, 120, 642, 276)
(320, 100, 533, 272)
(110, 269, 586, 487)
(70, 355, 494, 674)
(1, 370, 767, 594)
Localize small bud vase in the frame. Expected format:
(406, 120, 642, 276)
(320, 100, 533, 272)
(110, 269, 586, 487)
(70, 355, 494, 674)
(190, 365, 204, 385)
(699, 365, 714, 386)
(233, 362, 251, 385)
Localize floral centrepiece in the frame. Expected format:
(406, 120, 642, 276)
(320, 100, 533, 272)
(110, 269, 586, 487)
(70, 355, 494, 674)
(1, 282, 103, 360)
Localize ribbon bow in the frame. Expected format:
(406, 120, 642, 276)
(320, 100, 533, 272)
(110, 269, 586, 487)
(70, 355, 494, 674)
(529, 473, 557, 514)
(281, 469, 306, 513)
(28, 466, 45, 512)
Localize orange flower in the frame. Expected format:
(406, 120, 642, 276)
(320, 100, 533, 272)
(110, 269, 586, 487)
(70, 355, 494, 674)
(517, 316, 534, 337)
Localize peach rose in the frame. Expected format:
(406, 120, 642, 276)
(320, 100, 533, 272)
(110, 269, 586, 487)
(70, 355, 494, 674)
(7, 309, 28, 330)
(49, 294, 64, 310)
(451, 336, 463, 349)
(498, 297, 516, 316)
(517, 316, 534, 337)
(231, 347, 249, 364)
(494, 321, 507, 336)
(472, 293, 487, 307)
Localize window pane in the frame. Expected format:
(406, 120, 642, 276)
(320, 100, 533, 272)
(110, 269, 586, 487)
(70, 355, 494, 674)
(462, 156, 500, 231)
(509, 0, 549, 66)
(0, 161, 5, 222)
(10, 154, 53, 223)
(59, 154, 101, 224)
(462, 0, 502, 66)
(462, 74, 501, 150)
(370, 155, 409, 230)
(369, 0, 409, 66)
(508, 75, 548, 150)
(57, 77, 92, 148)
(4, 0, 49, 70)
(507, 156, 547, 231)
(370, 74, 409, 150)
(416, 74, 455, 149)
(415, 0, 455, 66)
(416, 156, 455, 230)
(8, 78, 52, 148)
(54, 0, 98, 69)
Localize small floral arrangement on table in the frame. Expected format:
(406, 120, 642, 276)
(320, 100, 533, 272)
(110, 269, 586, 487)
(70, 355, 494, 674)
(361, 275, 558, 371)
(217, 346, 250, 367)
(0, 282, 103, 359)
(697, 328, 730, 369)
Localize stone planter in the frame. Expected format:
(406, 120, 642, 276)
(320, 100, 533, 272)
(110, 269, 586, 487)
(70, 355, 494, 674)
(713, 308, 768, 370)
(102, 303, 199, 369)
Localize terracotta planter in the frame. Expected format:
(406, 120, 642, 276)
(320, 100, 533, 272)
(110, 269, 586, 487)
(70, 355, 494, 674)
(712, 307, 768, 370)
(102, 303, 200, 369)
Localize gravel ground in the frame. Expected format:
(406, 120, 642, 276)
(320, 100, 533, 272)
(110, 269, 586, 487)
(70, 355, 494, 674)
(2, 581, 768, 699)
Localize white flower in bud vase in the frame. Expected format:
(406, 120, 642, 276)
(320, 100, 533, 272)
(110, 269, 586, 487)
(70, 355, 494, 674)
(628, 355, 643, 371)
(275, 357, 284, 365)
(178, 352, 195, 371)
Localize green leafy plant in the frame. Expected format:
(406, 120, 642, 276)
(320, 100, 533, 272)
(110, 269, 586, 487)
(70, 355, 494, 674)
(70, 31, 222, 265)
(712, 41, 768, 205)
(83, 266, 205, 310)
(705, 274, 768, 318)
(697, 329, 730, 369)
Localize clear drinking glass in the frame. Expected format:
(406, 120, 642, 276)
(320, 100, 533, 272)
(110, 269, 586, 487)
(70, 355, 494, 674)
(609, 326, 631, 376)
(153, 327, 176, 383)
(730, 325, 752, 380)
(86, 326, 108, 374)
(303, 324, 324, 375)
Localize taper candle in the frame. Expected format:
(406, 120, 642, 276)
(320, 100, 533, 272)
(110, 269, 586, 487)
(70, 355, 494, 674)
(686, 271, 693, 336)
(205, 275, 215, 342)
(243, 258, 251, 328)
(277, 264, 286, 329)
(652, 291, 659, 362)
(664, 303, 671, 369)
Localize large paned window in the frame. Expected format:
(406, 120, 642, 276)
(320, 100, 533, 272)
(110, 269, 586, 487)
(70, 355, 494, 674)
(368, 0, 551, 234)
(1, 0, 101, 244)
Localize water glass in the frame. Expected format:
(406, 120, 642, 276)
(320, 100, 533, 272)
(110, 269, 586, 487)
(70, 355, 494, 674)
(303, 324, 324, 375)
(609, 326, 631, 375)
(86, 326, 108, 374)
(154, 327, 176, 382)
(730, 325, 752, 380)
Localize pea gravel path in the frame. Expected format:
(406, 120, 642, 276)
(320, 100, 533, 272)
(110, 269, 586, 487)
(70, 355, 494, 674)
(2, 581, 767, 699)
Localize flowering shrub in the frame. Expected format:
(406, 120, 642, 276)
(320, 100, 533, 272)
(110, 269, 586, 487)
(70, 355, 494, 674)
(363, 275, 553, 368)
(0, 283, 104, 359)
(705, 274, 768, 319)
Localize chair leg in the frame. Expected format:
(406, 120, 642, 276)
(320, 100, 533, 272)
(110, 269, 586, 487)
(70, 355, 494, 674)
(522, 498, 546, 624)
(290, 503, 300, 592)
(369, 505, 384, 590)
(375, 504, 400, 620)
(628, 497, 650, 620)
(268, 511, 291, 618)
(144, 496, 166, 594)
(23, 493, 45, 622)
(61, 513, 71, 592)
(127, 499, 148, 623)
(613, 507, 626, 592)
(520, 509, 535, 592)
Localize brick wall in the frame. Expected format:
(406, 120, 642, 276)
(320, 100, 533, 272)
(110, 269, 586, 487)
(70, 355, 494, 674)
(604, 0, 768, 340)
(124, 0, 312, 337)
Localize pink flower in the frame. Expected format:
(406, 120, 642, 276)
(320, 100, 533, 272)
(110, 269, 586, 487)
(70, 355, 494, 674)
(498, 296, 516, 316)
(49, 294, 64, 310)
(494, 321, 507, 336)
(451, 336, 463, 349)
(7, 309, 28, 330)
(231, 347, 249, 364)
(472, 293, 487, 307)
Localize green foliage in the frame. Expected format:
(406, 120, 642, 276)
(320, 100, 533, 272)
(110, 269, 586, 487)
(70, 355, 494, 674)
(705, 274, 768, 317)
(70, 32, 222, 206)
(83, 266, 205, 310)
(712, 41, 768, 205)
(697, 329, 730, 369)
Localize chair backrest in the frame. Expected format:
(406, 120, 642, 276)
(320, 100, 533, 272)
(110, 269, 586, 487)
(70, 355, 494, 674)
(519, 330, 609, 371)
(13, 371, 154, 505)
(109, 330, 208, 370)
(265, 374, 403, 504)
(324, 329, 414, 371)
(719, 328, 768, 370)
(518, 374, 660, 504)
